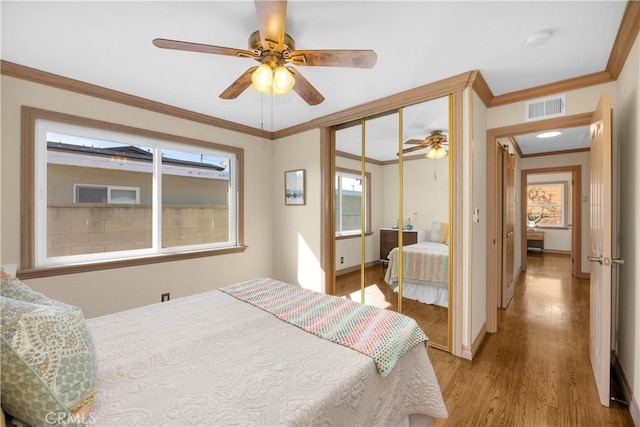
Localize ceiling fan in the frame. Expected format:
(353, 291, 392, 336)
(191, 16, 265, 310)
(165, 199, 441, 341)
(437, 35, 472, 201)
(152, 0, 377, 106)
(401, 130, 449, 159)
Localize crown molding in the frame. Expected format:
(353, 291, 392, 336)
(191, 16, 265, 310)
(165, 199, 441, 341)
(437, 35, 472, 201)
(490, 71, 614, 108)
(0, 60, 271, 140)
(272, 71, 475, 139)
(606, 0, 640, 79)
(469, 70, 494, 108)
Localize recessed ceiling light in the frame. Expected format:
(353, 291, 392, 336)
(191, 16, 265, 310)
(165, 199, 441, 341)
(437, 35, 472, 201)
(526, 29, 553, 47)
(537, 131, 562, 138)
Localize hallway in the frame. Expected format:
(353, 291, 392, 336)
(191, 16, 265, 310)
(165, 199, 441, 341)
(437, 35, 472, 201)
(429, 254, 633, 426)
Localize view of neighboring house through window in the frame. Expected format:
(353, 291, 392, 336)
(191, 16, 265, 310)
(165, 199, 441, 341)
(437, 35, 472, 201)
(526, 182, 566, 227)
(335, 168, 370, 235)
(37, 120, 236, 267)
(74, 184, 140, 204)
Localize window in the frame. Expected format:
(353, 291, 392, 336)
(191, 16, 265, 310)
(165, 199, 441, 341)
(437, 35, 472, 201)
(526, 182, 567, 227)
(335, 168, 371, 236)
(74, 185, 140, 204)
(22, 107, 245, 274)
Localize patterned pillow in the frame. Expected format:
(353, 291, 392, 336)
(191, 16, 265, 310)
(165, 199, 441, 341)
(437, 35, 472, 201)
(1, 271, 97, 427)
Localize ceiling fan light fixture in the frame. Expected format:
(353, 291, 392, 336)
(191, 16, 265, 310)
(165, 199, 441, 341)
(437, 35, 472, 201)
(272, 65, 295, 95)
(425, 144, 447, 159)
(251, 63, 274, 93)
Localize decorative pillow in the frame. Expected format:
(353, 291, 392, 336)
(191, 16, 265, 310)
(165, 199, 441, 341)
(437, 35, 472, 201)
(1, 272, 96, 427)
(439, 222, 449, 243)
(429, 221, 449, 243)
(0, 269, 51, 304)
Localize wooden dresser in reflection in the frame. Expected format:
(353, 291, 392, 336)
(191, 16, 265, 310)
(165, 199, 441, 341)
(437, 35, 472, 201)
(379, 228, 427, 262)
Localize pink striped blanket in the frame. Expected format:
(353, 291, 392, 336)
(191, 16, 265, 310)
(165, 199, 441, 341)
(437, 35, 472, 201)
(385, 241, 449, 287)
(220, 278, 428, 376)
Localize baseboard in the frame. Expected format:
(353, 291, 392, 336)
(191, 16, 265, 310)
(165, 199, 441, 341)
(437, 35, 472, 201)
(461, 322, 487, 360)
(613, 353, 639, 424)
(631, 397, 640, 427)
(461, 345, 472, 360)
(336, 260, 381, 277)
(471, 322, 487, 358)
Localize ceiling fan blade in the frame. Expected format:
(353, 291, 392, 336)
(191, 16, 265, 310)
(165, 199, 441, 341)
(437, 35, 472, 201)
(219, 66, 258, 99)
(404, 139, 426, 145)
(288, 50, 377, 68)
(399, 145, 429, 155)
(288, 68, 325, 106)
(254, 0, 287, 50)
(153, 38, 256, 59)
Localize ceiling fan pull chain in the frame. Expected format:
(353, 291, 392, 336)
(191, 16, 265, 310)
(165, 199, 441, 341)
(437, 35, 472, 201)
(434, 161, 438, 180)
(260, 91, 265, 131)
(271, 91, 274, 132)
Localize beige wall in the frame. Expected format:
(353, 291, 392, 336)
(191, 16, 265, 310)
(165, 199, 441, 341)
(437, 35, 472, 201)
(470, 90, 488, 347)
(271, 130, 324, 293)
(615, 33, 640, 422)
(381, 157, 449, 235)
(0, 76, 274, 318)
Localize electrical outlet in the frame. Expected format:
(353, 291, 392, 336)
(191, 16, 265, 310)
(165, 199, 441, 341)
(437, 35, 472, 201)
(340, 257, 344, 264)
(161, 292, 170, 302)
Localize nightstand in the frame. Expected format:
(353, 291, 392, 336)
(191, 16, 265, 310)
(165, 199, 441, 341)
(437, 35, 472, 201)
(526, 230, 544, 252)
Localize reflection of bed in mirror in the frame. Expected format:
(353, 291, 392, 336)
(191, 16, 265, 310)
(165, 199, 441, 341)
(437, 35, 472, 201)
(384, 241, 449, 307)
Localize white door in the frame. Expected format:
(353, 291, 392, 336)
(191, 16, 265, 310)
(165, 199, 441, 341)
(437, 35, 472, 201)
(589, 93, 612, 407)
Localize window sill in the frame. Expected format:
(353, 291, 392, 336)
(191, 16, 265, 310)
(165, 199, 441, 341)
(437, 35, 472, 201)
(535, 226, 570, 230)
(335, 231, 373, 241)
(17, 246, 248, 280)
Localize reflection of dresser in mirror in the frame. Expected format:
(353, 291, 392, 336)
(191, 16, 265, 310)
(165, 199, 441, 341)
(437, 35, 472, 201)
(379, 228, 427, 263)
(526, 230, 544, 252)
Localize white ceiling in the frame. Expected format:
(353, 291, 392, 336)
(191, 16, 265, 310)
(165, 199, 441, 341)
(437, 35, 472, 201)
(513, 125, 591, 156)
(1, 1, 627, 137)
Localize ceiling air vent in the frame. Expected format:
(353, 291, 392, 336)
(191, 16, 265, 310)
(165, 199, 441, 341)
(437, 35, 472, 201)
(524, 94, 566, 122)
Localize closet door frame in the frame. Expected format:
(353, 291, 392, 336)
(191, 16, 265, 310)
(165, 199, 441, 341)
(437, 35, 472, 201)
(320, 84, 464, 355)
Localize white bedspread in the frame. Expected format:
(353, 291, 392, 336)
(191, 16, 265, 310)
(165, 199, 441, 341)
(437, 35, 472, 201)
(86, 288, 447, 426)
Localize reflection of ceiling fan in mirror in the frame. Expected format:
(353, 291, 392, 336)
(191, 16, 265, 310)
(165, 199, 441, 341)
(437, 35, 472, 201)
(152, 0, 377, 106)
(401, 130, 449, 159)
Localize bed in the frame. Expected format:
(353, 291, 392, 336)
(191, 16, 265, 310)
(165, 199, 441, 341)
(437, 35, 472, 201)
(1, 274, 447, 427)
(384, 241, 449, 308)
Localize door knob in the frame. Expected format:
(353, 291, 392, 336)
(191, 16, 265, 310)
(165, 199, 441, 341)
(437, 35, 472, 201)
(588, 255, 603, 265)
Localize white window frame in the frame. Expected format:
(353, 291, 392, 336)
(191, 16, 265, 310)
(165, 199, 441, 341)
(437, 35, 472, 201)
(35, 119, 238, 268)
(74, 184, 140, 204)
(526, 181, 567, 228)
(335, 168, 371, 236)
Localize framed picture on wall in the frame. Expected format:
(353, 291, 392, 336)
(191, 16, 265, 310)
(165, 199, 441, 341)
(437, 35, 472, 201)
(284, 169, 305, 205)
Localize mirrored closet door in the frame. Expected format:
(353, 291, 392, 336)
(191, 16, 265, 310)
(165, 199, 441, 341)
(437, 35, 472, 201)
(332, 96, 452, 350)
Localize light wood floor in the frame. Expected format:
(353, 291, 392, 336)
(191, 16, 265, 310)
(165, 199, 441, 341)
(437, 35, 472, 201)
(428, 253, 633, 426)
